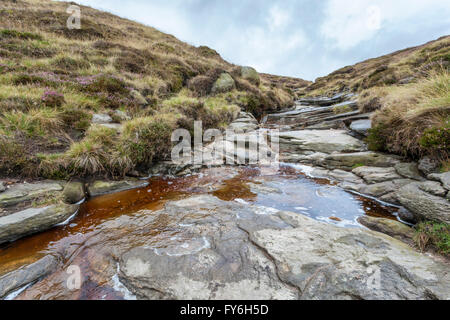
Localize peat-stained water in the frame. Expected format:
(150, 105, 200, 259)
(0, 165, 399, 299)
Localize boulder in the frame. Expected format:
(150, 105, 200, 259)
(417, 181, 447, 197)
(0, 182, 63, 208)
(92, 113, 113, 124)
(349, 119, 371, 136)
(328, 169, 364, 184)
(395, 163, 425, 181)
(0, 255, 59, 299)
(427, 172, 450, 191)
(0, 204, 79, 244)
(62, 182, 85, 204)
(114, 110, 131, 121)
(240, 66, 260, 85)
(130, 90, 148, 106)
(211, 73, 235, 94)
(228, 121, 258, 133)
(418, 157, 440, 175)
(352, 166, 403, 184)
(398, 207, 417, 225)
(357, 216, 414, 244)
(395, 183, 450, 224)
(88, 179, 149, 197)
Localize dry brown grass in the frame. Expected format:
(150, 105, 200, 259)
(0, 0, 307, 178)
(305, 36, 449, 97)
(367, 69, 450, 164)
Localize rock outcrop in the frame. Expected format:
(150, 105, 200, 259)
(0, 204, 79, 244)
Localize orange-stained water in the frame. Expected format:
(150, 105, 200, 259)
(0, 165, 400, 299)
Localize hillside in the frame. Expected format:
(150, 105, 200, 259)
(304, 35, 450, 96)
(0, 0, 309, 179)
(302, 36, 450, 169)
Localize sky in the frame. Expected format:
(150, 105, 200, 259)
(63, 0, 450, 81)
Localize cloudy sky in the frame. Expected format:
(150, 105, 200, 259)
(67, 0, 450, 80)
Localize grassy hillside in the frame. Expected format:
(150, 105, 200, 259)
(303, 36, 450, 169)
(0, 0, 309, 179)
(304, 36, 450, 96)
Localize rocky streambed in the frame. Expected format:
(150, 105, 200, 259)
(0, 96, 449, 300)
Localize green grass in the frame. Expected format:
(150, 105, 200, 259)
(414, 221, 450, 255)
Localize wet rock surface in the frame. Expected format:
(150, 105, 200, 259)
(0, 181, 63, 209)
(118, 195, 449, 300)
(1, 94, 449, 300)
(0, 203, 79, 245)
(62, 182, 86, 204)
(357, 216, 415, 244)
(0, 255, 59, 299)
(88, 179, 149, 197)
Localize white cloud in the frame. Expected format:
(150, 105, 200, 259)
(267, 5, 291, 31)
(321, 0, 450, 50)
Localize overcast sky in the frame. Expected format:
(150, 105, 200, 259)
(66, 0, 450, 80)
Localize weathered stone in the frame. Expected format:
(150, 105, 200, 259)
(0, 255, 59, 299)
(130, 90, 148, 106)
(320, 152, 400, 171)
(357, 216, 414, 244)
(398, 208, 417, 225)
(88, 180, 149, 197)
(0, 182, 63, 208)
(0, 204, 79, 244)
(427, 172, 450, 191)
(211, 73, 235, 94)
(341, 179, 413, 198)
(417, 181, 447, 197)
(92, 113, 112, 124)
(396, 183, 450, 224)
(352, 166, 403, 184)
(0, 182, 5, 193)
(228, 121, 258, 133)
(328, 170, 364, 184)
(117, 195, 450, 300)
(395, 163, 425, 181)
(349, 119, 371, 136)
(240, 66, 260, 85)
(251, 210, 449, 300)
(418, 157, 440, 175)
(62, 182, 85, 204)
(277, 130, 366, 154)
(114, 110, 131, 121)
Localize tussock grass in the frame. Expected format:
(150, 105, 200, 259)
(0, 0, 303, 179)
(367, 69, 450, 165)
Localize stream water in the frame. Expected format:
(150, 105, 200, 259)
(0, 163, 400, 299)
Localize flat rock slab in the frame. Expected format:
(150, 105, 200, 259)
(0, 255, 59, 299)
(0, 204, 79, 244)
(276, 130, 366, 154)
(357, 216, 415, 244)
(395, 163, 425, 181)
(118, 195, 450, 300)
(353, 166, 403, 184)
(88, 180, 149, 197)
(320, 152, 401, 171)
(251, 211, 449, 300)
(0, 182, 63, 208)
(395, 183, 450, 224)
